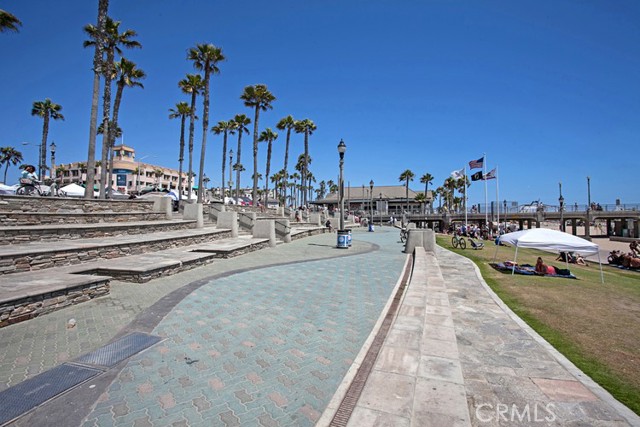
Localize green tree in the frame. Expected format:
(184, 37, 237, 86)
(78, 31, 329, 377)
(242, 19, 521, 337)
(232, 114, 250, 204)
(31, 99, 64, 181)
(84, 16, 140, 198)
(420, 173, 434, 213)
(83, 0, 109, 198)
(107, 57, 145, 197)
(399, 169, 415, 214)
(294, 118, 316, 206)
(179, 73, 204, 200)
(258, 128, 278, 208)
(169, 101, 192, 199)
(0, 147, 23, 183)
(188, 43, 225, 204)
(212, 120, 235, 203)
(0, 9, 22, 32)
(276, 115, 295, 204)
(240, 84, 276, 203)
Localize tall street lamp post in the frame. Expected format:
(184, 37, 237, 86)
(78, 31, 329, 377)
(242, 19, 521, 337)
(228, 150, 233, 203)
(379, 192, 383, 226)
(587, 176, 591, 211)
(559, 182, 564, 232)
(586, 176, 592, 239)
(338, 140, 346, 232)
(503, 200, 507, 232)
(369, 179, 374, 231)
(50, 142, 57, 181)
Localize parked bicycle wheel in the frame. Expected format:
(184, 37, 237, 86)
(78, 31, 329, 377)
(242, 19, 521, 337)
(16, 184, 40, 196)
(458, 238, 466, 249)
(452, 236, 459, 248)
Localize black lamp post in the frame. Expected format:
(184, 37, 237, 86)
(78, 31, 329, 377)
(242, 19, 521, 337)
(587, 176, 591, 211)
(50, 142, 57, 181)
(228, 150, 233, 202)
(503, 200, 507, 232)
(559, 182, 565, 232)
(369, 179, 374, 228)
(379, 192, 383, 226)
(338, 140, 346, 231)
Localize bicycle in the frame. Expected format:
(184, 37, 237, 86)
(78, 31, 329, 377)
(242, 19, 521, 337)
(451, 234, 467, 249)
(16, 178, 44, 196)
(400, 228, 408, 243)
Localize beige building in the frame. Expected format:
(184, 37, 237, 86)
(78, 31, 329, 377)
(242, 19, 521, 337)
(57, 145, 189, 195)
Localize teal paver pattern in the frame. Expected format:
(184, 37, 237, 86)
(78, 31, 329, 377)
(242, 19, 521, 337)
(82, 229, 406, 427)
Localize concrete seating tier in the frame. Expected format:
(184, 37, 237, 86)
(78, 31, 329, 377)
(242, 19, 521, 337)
(0, 211, 168, 226)
(0, 236, 271, 326)
(0, 220, 197, 244)
(0, 227, 232, 275)
(0, 270, 110, 327)
(290, 226, 328, 240)
(0, 195, 155, 214)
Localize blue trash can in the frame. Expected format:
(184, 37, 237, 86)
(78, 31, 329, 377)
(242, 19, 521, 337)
(347, 229, 352, 246)
(337, 230, 349, 249)
(368, 224, 374, 232)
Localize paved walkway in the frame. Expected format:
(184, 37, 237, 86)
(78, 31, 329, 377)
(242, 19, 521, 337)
(1, 228, 639, 426)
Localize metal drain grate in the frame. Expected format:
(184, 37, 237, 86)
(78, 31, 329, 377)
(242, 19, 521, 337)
(0, 363, 101, 426)
(74, 332, 162, 368)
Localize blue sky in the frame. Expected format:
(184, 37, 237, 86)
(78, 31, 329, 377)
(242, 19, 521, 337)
(1, 0, 639, 207)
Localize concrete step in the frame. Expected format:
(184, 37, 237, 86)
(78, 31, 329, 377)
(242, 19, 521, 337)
(0, 219, 197, 244)
(0, 211, 169, 226)
(0, 226, 232, 275)
(0, 235, 272, 327)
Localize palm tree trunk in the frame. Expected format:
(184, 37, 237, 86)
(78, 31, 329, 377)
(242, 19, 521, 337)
(85, 0, 109, 199)
(221, 131, 227, 202)
(265, 141, 272, 208)
(99, 50, 114, 199)
(187, 91, 196, 201)
(251, 107, 260, 203)
(107, 83, 124, 198)
(178, 115, 186, 200)
(39, 116, 49, 181)
(235, 133, 242, 204)
(303, 130, 309, 206)
(197, 70, 210, 204)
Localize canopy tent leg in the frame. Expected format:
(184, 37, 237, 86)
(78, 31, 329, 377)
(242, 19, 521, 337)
(511, 246, 519, 275)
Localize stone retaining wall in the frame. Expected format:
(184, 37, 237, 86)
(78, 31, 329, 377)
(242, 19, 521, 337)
(0, 195, 155, 214)
(0, 280, 110, 328)
(0, 230, 232, 275)
(0, 221, 194, 244)
(0, 211, 166, 226)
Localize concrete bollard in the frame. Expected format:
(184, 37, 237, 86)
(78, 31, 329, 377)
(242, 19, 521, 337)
(275, 219, 292, 243)
(309, 213, 322, 226)
(423, 229, 436, 253)
(404, 229, 423, 254)
(183, 203, 204, 228)
(217, 211, 238, 237)
(254, 219, 276, 247)
(150, 196, 173, 220)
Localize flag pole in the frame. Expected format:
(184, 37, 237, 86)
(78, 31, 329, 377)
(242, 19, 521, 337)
(484, 153, 488, 227)
(495, 166, 500, 237)
(464, 165, 468, 227)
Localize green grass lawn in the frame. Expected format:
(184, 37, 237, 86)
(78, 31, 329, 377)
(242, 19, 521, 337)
(436, 235, 640, 416)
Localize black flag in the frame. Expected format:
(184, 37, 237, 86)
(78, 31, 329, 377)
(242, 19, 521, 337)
(471, 171, 483, 181)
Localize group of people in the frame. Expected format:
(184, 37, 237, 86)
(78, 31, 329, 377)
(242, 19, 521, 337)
(608, 241, 640, 269)
(555, 251, 587, 265)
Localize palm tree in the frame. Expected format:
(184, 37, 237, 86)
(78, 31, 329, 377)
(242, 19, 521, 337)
(306, 172, 316, 202)
(107, 57, 145, 197)
(179, 73, 204, 200)
(0, 147, 23, 183)
(84, 17, 141, 198)
(293, 118, 316, 206)
(83, 0, 109, 199)
(276, 115, 295, 203)
(317, 180, 327, 199)
(289, 172, 300, 207)
(0, 9, 22, 32)
(154, 168, 163, 188)
(435, 186, 445, 211)
(399, 169, 414, 214)
(169, 101, 192, 200)
(212, 120, 235, 203)
(188, 43, 225, 204)
(240, 84, 276, 203)
(415, 192, 427, 214)
(258, 128, 278, 208)
(31, 99, 64, 181)
(420, 173, 434, 213)
(232, 114, 250, 204)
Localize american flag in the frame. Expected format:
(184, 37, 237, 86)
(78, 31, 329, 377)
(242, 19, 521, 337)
(483, 168, 497, 180)
(468, 156, 484, 169)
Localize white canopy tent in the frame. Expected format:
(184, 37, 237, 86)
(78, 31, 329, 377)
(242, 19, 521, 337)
(59, 183, 87, 197)
(497, 228, 604, 283)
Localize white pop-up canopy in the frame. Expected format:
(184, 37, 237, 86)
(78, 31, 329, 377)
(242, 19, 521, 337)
(59, 183, 86, 197)
(498, 228, 604, 283)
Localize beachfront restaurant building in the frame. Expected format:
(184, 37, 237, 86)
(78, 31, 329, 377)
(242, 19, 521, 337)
(313, 185, 433, 216)
(56, 144, 189, 195)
